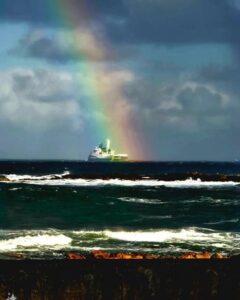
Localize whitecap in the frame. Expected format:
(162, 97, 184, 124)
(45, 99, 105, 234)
(2, 176, 239, 188)
(9, 187, 22, 191)
(3, 171, 70, 182)
(72, 227, 240, 248)
(204, 218, 239, 225)
(142, 215, 173, 220)
(0, 233, 72, 252)
(118, 197, 163, 204)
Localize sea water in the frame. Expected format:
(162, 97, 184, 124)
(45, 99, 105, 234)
(0, 161, 239, 258)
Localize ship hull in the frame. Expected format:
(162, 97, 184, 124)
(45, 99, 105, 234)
(88, 156, 112, 162)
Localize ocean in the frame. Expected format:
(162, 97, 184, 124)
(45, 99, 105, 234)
(0, 161, 239, 259)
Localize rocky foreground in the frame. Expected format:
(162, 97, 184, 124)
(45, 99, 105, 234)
(66, 250, 226, 259)
(0, 258, 239, 299)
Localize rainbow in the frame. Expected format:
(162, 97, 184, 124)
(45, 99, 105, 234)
(50, 0, 144, 159)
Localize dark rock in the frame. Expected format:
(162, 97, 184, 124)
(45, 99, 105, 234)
(0, 176, 10, 182)
(66, 253, 86, 260)
(179, 252, 211, 259)
(0, 260, 239, 299)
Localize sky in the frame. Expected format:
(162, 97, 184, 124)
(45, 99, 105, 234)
(0, 0, 240, 160)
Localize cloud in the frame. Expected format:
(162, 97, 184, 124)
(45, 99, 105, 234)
(0, 66, 239, 160)
(122, 73, 240, 159)
(128, 78, 230, 128)
(0, 68, 83, 130)
(10, 28, 111, 63)
(0, 0, 126, 26)
(2, 0, 240, 46)
(198, 64, 237, 82)
(0, 66, 143, 159)
(10, 28, 137, 63)
(98, 0, 238, 45)
(0, 66, 137, 132)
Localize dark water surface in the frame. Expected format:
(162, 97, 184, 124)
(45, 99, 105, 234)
(0, 161, 239, 258)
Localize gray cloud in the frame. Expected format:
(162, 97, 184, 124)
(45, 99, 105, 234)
(0, 68, 83, 129)
(105, 0, 240, 45)
(198, 64, 238, 83)
(0, 68, 94, 159)
(128, 79, 229, 129)
(0, 0, 126, 26)
(0, 66, 239, 160)
(1, 0, 240, 46)
(1, 0, 240, 160)
(0, 67, 141, 159)
(123, 74, 240, 160)
(10, 29, 107, 63)
(10, 29, 137, 63)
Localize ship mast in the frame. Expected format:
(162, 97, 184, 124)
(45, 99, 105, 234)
(106, 138, 110, 152)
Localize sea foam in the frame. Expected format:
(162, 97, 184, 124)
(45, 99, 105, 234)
(0, 228, 239, 254)
(1, 175, 239, 188)
(0, 234, 72, 251)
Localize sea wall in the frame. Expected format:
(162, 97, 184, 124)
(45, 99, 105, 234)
(0, 259, 239, 299)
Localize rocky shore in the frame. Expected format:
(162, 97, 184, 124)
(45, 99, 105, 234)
(65, 250, 226, 260)
(0, 258, 239, 299)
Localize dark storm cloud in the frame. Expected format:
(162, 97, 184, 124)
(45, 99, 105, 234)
(196, 63, 240, 99)
(13, 33, 71, 63)
(124, 75, 240, 160)
(106, 0, 240, 45)
(177, 86, 224, 114)
(0, 0, 126, 25)
(199, 65, 237, 82)
(10, 29, 138, 63)
(11, 31, 81, 63)
(127, 79, 228, 127)
(2, 0, 240, 161)
(1, 0, 240, 45)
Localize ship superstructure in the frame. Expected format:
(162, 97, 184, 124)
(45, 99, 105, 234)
(88, 139, 128, 162)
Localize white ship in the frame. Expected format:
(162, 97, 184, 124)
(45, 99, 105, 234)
(88, 139, 128, 162)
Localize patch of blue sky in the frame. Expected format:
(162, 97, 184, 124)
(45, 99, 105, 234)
(0, 22, 27, 53)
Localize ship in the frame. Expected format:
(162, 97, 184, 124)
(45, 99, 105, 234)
(88, 139, 128, 162)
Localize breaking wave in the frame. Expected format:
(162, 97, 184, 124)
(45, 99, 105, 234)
(3, 171, 70, 181)
(1, 174, 239, 188)
(204, 219, 239, 225)
(0, 233, 71, 252)
(0, 227, 239, 256)
(101, 228, 239, 245)
(118, 197, 164, 204)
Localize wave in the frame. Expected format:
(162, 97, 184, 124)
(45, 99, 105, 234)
(180, 197, 240, 206)
(118, 197, 164, 204)
(141, 215, 173, 220)
(3, 171, 70, 181)
(0, 227, 239, 255)
(9, 187, 22, 191)
(0, 232, 72, 252)
(1, 175, 239, 188)
(101, 228, 237, 244)
(204, 219, 239, 225)
(72, 227, 239, 246)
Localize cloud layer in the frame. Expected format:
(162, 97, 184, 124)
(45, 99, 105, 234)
(0, 0, 240, 160)
(1, 0, 240, 46)
(0, 68, 83, 129)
